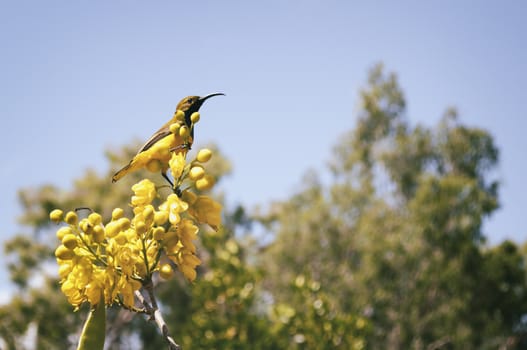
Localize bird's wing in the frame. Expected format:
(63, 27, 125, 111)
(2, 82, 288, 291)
(136, 126, 171, 154)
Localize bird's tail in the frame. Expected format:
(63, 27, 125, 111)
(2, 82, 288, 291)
(112, 163, 132, 183)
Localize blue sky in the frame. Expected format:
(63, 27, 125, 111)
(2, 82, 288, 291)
(1, 1, 526, 295)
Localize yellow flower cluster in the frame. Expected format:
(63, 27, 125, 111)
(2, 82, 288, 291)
(51, 143, 222, 309)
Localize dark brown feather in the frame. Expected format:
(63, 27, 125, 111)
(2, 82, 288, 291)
(136, 127, 171, 154)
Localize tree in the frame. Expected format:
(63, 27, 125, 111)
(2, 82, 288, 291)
(259, 63, 527, 349)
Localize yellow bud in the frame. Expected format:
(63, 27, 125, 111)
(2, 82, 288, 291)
(79, 218, 93, 235)
(114, 232, 127, 245)
(56, 227, 72, 241)
(118, 217, 131, 231)
(64, 211, 78, 225)
(49, 209, 63, 223)
(190, 112, 200, 123)
(112, 208, 124, 221)
(174, 110, 185, 122)
(196, 148, 212, 163)
(146, 159, 162, 173)
(88, 213, 102, 226)
(143, 206, 155, 225)
(179, 125, 189, 138)
(159, 263, 174, 280)
(136, 221, 147, 235)
(55, 245, 75, 260)
(154, 211, 168, 225)
(105, 221, 121, 238)
(153, 227, 165, 240)
(93, 225, 105, 243)
(169, 122, 181, 134)
(189, 165, 205, 181)
(181, 190, 197, 205)
(62, 234, 78, 249)
(195, 175, 215, 191)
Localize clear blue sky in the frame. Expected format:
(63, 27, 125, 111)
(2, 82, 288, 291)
(1, 1, 526, 297)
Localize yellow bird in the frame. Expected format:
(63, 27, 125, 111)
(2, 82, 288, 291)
(112, 93, 224, 183)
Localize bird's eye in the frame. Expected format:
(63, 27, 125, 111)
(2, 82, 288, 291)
(187, 97, 193, 104)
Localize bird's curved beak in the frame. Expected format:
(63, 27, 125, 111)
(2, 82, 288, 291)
(199, 93, 225, 102)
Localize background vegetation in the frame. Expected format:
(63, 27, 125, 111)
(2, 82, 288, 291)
(2, 65, 526, 349)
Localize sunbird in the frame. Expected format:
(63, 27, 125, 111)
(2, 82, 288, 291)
(112, 93, 224, 183)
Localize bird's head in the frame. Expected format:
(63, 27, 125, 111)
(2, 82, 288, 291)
(176, 93, 225, 117)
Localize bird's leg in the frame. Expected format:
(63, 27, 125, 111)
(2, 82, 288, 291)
(162, 172, 174, 187)
(161, 171, 182, 197)
(174, 187, 182, 197)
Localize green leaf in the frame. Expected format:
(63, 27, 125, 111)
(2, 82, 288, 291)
(77, 300, 106, 350)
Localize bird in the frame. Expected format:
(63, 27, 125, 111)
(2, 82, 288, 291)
(112, 93, 224, 184)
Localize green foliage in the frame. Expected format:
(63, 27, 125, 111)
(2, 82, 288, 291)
(259, 63, 527, 349)
(270, 275, 371, 349)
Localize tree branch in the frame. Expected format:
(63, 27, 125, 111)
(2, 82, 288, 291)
(135, 287, 180, 350)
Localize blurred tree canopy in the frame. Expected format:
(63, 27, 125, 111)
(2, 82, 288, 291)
(1, 64, 526, 349)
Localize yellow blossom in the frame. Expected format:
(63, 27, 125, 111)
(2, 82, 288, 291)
(196, 148, 212, 163)
(180, 264, 197, 281)
(190, 112, 200, 124)
(195, 174, 215, 191)
(88, 213, 102, 226)
(62, 234, 78, 249)
(159, 193, 189, 225)
(169, 152, 185, 179)
(65, 211, 78, 225)
(115, 245, 137, 276)
(131, 179, 156, 207)
(92, 225, 105, 243)
(49, 209, 63, 223)
(181, 190, 197, 205)
(189, 165, 205, 180)
(159, 263, 174, 280)
(189, 196, 222, 231)
(56, 226, 72, 241)
(54, 145, 223, 310)
(85, 271, 104, 305)
(55, 245, 75, 260)
(112, 208, 124, 220)
(153, 227, 165, 240)
(142, 205, 155, 226)
(61, 279, 83, 306)
(154, 211, 168, 225)
(119, 277, 141, 308)
(176, 251, 201, 281)
(169, 122, 181, 134)
(178, 125, 189, 138)
(105, 221, 122, 238)
(177, 219, 199, 253)
(79, 218, 93, 235)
